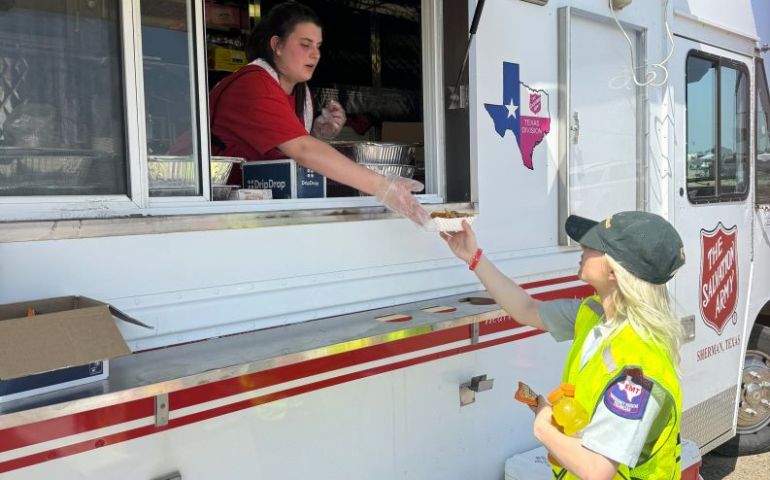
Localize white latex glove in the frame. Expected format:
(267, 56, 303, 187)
(374, 175, 430, 226)
(312, 99, 346, 139)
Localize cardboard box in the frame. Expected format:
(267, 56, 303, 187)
(0, 296, 149, 403)
(204, 2, 246, 30)
(242, 160, 326, 199)
(207, 46, 247, 72)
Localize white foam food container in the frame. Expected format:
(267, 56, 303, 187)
(430, 213, 476, 232)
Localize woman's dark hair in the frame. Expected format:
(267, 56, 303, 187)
(245, 1, 322, 121)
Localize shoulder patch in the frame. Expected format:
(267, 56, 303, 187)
(603, 367, 652, 420)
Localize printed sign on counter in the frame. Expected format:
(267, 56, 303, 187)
(242, 160, 326, 199)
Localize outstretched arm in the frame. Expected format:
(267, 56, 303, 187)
(279, 135, 430, 226)
(279, 135, 381, 194)
(442, 221, 546, 331)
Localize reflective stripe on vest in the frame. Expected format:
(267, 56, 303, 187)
(551, 296, 682, 480)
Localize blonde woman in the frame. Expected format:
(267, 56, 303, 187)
(442, 211, 685, 480)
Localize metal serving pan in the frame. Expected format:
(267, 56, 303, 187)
(148, 155, 243, 189)
(359, 163, 415, 179)
(0, 147, 112, 193)
(329, 141, 416, 166)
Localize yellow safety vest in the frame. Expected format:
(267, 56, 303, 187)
(551, 296, 682, 480)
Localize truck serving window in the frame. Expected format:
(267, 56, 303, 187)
(757, 59, 770, 205)
(201, 0, 432, 202)
(0, 0, 128, 196)
(0, 0, 455, 223)
(686, 52, 749, 203)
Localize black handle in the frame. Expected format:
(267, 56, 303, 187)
(451, 0, 488, 103)
(469, 0, 486, 35)
(109, 305, 154, 329)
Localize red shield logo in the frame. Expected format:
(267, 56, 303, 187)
(699, 223, 738, 335)
(529, 93, 541, 114)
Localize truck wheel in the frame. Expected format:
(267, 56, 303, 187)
(713, 323, 770, 457)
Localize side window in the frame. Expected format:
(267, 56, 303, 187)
(757, 60, 770, 204)
(0, 0, 447, 219)
(719, 65, 749, 196)
(0, 1, 127, 196)
(686, 55, 717, 198)
(141, 0, 203, 198)
(686, 52, 750, 202)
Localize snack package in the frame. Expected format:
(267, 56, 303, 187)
(514, 381, 539, 407)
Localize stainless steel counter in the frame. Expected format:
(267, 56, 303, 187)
(0, 201, 474, 243)
(0, 289, 506, 428)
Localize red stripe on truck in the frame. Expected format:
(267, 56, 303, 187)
(0, 280, 589, 472)
(0, 329, 546, 474)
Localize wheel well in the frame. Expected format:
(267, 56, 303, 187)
(757, 305, 770, 328)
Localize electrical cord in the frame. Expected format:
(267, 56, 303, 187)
(609, 0, 674, 87)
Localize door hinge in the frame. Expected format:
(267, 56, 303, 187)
(448, 85, 469, 110)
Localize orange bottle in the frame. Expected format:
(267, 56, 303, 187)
(545, 384, 589, 467)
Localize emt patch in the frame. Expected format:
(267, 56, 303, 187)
(603, 368, 652, 420)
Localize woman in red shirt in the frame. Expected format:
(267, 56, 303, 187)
(210, 1, 428, 225)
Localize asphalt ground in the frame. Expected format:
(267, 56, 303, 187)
(700, 450, 770, 479)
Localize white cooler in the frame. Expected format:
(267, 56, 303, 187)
(504, 439, 702, 480)
(504, 446, 552, 480)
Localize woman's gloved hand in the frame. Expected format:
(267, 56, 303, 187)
(312, 99, 346, 139)
(374, 175, 430, 226)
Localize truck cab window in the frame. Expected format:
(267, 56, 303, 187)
(719, 65, 749, 196)
(757, 60, 770, 205)
(686, 55, 717, 198)
(0, 1, 127, 196)
(686, 52, 749, 203)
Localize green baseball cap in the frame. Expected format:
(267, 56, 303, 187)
(565, 211, 685, 284)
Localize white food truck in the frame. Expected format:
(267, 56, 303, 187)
(0, 0, 768, 478)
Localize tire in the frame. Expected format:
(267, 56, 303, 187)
(713, 323, 770, 457)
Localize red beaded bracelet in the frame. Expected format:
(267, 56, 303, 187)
(468, 248, 483, 271)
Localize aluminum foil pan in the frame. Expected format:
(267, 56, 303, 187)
(148, 156, 196, 188)
(18, 156, 93, 177)
(148, 155, 243, 188)
(210, 156, 243, 184)
(360, 163, 415, 179)
(0, 148, 106, 193)
(149, 186, 198, 197)
(330, 142, 416, 166)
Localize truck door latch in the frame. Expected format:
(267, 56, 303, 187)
(460, 374, 495, 406)
(570, 111, 580, 144)
(448, 85, 469, 110)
